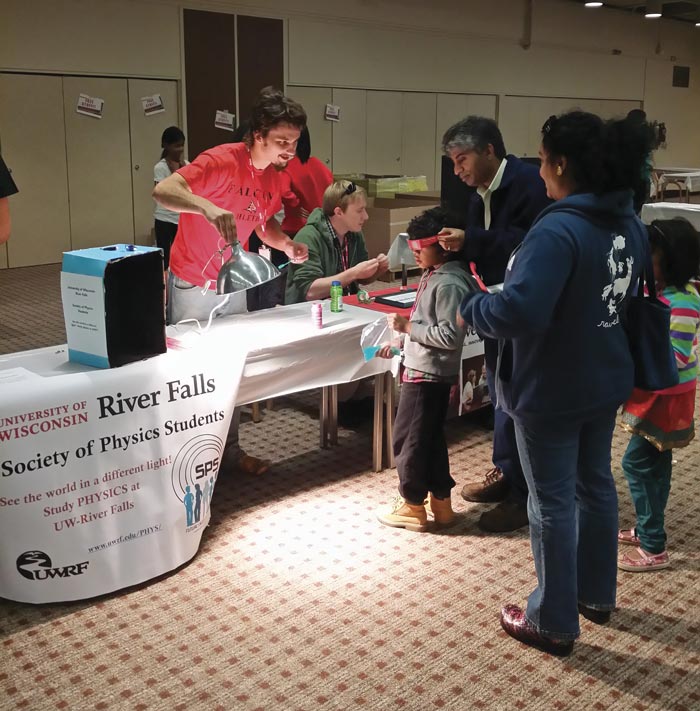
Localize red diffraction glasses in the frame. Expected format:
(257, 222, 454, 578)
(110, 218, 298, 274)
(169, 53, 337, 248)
(407, 235, 441, 250)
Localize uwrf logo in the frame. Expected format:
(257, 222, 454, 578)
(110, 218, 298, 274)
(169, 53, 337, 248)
(245, 200, 257, 214)
(16, 550, 89, 580)
(171, 434, 222, 531)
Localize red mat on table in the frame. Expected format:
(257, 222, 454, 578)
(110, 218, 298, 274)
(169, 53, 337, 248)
(344, 288, 415, 314)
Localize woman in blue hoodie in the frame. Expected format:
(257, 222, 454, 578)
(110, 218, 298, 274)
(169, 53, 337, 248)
(458, 111, 655, 656)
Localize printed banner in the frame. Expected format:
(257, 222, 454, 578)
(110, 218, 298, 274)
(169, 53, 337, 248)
(76, 94, 104, 119)
(0, 345, 245, 603)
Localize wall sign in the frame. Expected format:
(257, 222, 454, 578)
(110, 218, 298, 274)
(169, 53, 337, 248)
(141, 94, 165, 116)
(214, 110, 235, 132)
(76, 94, 104, 119)
(324, 104, 341, 122)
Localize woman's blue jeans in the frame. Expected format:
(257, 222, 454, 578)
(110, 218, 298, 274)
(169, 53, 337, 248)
(513, 408, 619, 640)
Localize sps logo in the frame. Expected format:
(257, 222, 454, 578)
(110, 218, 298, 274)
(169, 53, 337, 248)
(171, 434, 223, 531)
(16, 550, 89, 581)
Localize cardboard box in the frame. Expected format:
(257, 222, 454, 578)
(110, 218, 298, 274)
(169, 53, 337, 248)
(61, 244, 166, 368)
(394, 190, 442, 203)
(334, 174, 429, 198)
(362, 197, 439, 280)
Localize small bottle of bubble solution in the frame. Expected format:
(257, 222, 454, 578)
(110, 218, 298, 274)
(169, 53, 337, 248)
(311, 302, 323, 328)
(330, 280, 343, 313)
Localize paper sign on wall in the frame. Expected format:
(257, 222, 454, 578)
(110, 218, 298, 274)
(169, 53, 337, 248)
(215, 110, 235, 132)
(141, 94, 165, 116)
(76, 94, 104, 119)
(324, 104, 341, 122)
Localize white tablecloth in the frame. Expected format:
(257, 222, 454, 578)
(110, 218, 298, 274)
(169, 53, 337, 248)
(640, 202, 700, 230)
(0, 303, 394, 603)
(651, 167, 700, 197)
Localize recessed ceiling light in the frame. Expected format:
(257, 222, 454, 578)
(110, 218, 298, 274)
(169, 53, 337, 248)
(645, 1, 662, 18)
(585, 2, 603, 7)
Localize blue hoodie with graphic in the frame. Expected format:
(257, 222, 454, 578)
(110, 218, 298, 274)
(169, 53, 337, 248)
(459, 190, 648, 423)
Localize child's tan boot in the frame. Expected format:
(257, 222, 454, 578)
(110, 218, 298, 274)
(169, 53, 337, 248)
(428, 493, 455, 528)
(377, 496, 428, 532)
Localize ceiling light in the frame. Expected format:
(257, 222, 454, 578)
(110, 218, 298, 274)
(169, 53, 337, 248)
(645, 1, 662, 18)
(585, 2, 603, 7)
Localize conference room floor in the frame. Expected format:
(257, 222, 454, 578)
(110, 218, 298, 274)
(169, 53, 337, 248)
(1, 256, 699, 710)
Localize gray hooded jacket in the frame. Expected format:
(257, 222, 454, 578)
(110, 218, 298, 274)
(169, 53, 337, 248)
(404, 261, 475, 378)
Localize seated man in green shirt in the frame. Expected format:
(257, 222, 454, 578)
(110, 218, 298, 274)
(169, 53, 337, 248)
(285, 180, 389, 304)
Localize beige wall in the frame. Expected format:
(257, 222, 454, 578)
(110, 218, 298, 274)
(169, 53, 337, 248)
(1, 0, 181, 78)
(1, 0, 699, 165)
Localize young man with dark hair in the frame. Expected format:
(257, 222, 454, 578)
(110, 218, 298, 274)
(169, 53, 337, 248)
(153, 86, 309, 477)
(438, 116, 551, 533)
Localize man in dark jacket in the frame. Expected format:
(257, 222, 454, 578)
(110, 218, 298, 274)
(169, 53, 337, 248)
(438, 116, 551, 532)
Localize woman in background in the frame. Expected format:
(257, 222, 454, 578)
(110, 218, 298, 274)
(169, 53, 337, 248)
(153, 126, 187, 270)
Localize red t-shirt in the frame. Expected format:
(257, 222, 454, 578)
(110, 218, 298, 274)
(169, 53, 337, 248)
(280, 156, 334, 234)
(169, 143, 282, 287)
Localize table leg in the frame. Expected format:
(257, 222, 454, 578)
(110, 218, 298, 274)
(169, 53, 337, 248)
(373, 375, 384, 471)
(320, 386, 329, 448)
(384, 372, 396, 469)
(329, 384, 338, 446)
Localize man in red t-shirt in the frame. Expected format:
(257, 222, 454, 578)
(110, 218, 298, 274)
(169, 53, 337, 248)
(153, 87, 309, 477)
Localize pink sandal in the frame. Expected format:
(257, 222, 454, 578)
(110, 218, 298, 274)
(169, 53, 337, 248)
(618, 547, 670, 572)
(618, 528, 640, 546)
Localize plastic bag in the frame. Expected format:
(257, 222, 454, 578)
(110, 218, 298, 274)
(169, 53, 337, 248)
(360, 317, 401, 361)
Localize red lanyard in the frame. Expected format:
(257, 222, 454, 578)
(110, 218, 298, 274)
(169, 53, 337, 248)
(325, 217, 350, 273)
(410, 268, 435, 319)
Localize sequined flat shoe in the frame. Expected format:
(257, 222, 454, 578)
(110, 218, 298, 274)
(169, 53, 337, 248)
(618, 547, 670, 572)
(499, 604, 574, 657)
(618, 528, 640, 546)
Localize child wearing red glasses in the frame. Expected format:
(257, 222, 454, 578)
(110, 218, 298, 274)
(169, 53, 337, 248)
(376, 207, 479, 531)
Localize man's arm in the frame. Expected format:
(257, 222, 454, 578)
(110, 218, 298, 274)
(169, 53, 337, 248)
(460, 170, 550, 273)
(255, 217, 308, 264)
(305, 259, 379, 301)
(152, 173, 237, 243)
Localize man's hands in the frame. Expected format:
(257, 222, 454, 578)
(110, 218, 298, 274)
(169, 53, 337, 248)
(284, 240, 309, 264)
(351, 258, 380, 280)
(202, 204, 237, 243)
(351, 253, 389, 281)
(438, 227, 465, 253)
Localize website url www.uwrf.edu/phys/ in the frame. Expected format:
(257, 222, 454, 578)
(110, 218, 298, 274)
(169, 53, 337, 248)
(88, 524, 162, 553)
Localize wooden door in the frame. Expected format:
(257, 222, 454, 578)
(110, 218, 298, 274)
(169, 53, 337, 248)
(366, 91, 403, 176)
(288, 86, 333, 171)
(63, 76, 133, 249)
(128, 79, 180, 246)
(0, 73, 71, 267)
(183, 9, 237, 159)
(331, 88, 366, 176)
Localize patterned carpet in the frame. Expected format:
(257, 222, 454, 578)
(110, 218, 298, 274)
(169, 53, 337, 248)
(1, 265, 699, 710)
